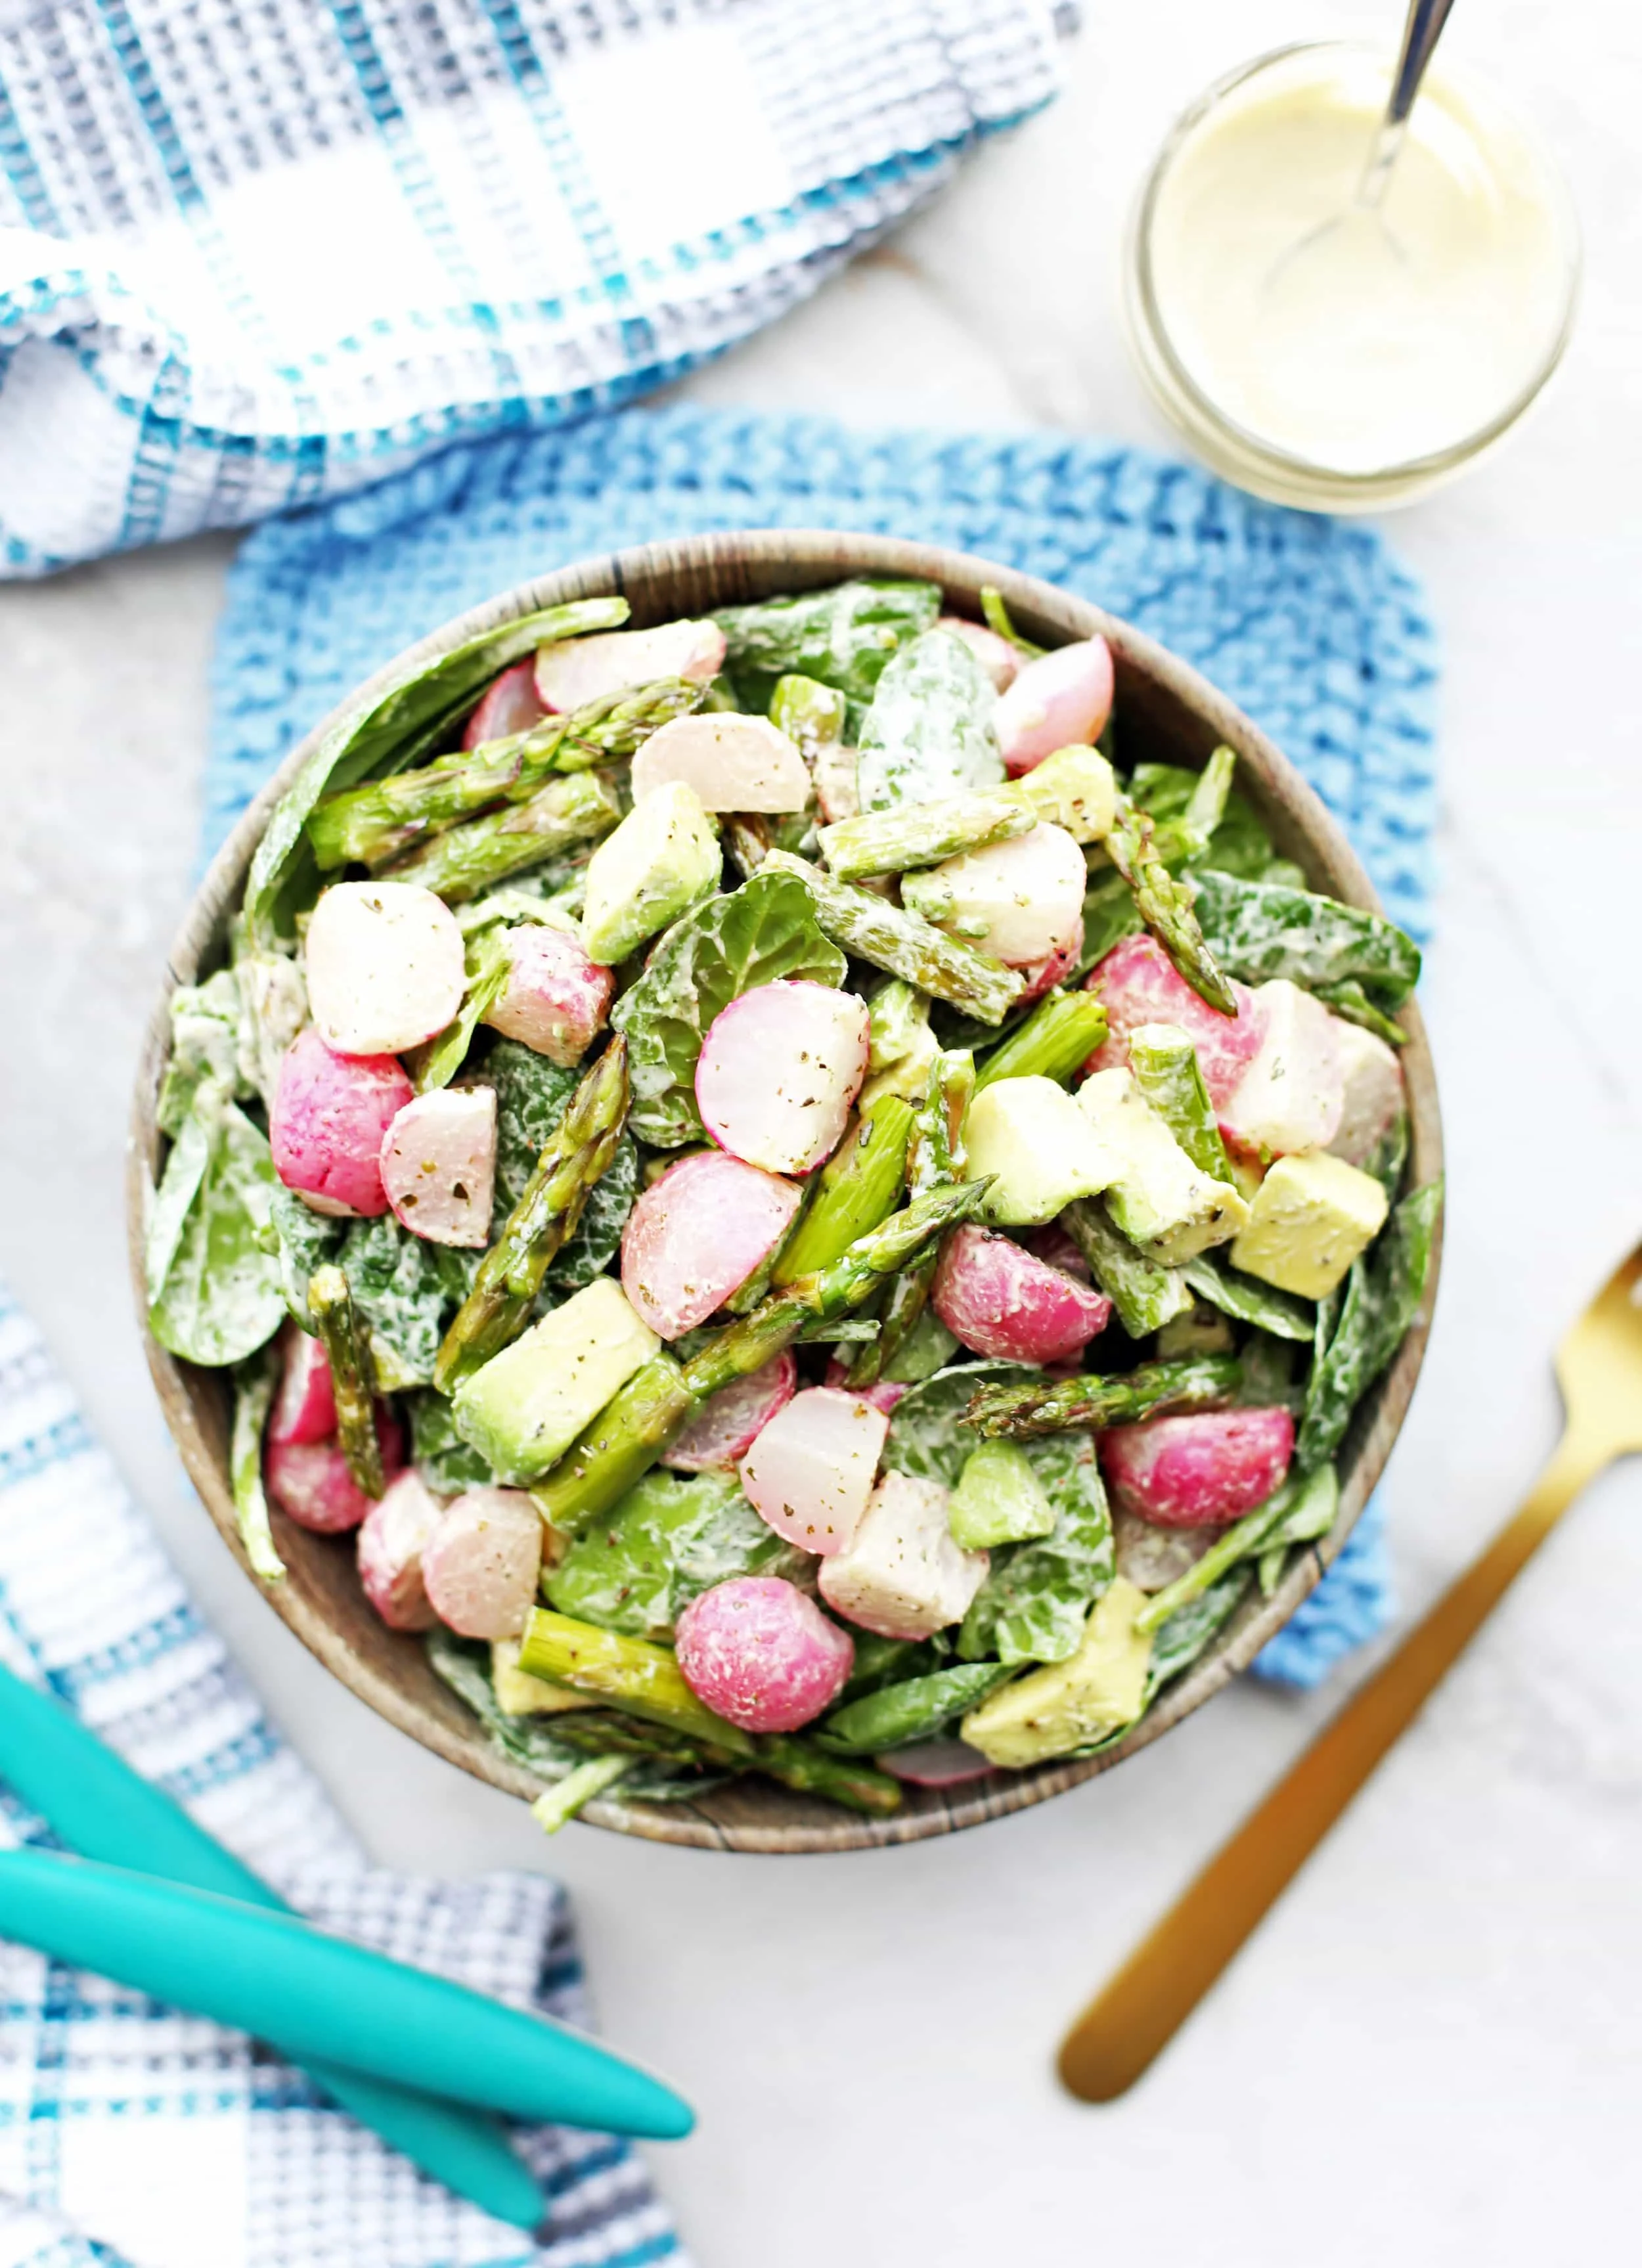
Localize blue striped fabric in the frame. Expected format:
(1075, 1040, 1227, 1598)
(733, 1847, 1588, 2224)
(0, 1285, 688, 2268)
(0, 0, 1072, 575)
(209, 402, 1439, 1682)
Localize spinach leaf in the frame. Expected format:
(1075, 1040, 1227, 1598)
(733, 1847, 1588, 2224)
(406, 927, 510, 1094)
(230, 1345, 284, 1583)
(158, 971, 250, 1136)
(610, 870, 847, 1147)
(820, 1663, 1011, 1755)
(1182, 1249, 1314, 1342)
(543, 1467, 813, 1640)
(856, 629, 1004, 813)
(1191, 871, 1422, 1008)
(266, 1186, 345, 1325)
(243, 597, 629, 945)
(482, 1038, 636, 1291)
(339, 1212, 474, 1387)
(1075, 866, 1142, 976)
(148, 1086, 285, 1367)
(407, 1390, 498, 1492)
(712, 579, 941, 706)
(958, 1430, 1117, 1668)
(1128, 760, 1279, 880)
(882, 1365, 1117, 1666)
(1297, 1179, 1443, 1471)
(1146, 1568, 1252, 1691)
(426, 1630, 714, 1802)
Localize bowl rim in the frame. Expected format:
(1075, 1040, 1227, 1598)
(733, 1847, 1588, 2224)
(127, 526, 1443, 1854)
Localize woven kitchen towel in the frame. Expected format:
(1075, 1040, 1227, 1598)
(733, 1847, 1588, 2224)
(0, 0, 1071, 577)
(0, 1282, 688, 2268)
(207, 402, 1438, 1680)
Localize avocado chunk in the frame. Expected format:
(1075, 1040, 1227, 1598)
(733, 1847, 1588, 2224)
(1014, 744, 1117, 843)
(1076, 1065, 1247, 1262)
(451, 1276, 660, 1482)
(964, 1075, 1119, 1226)
(961, 1576, 1153, 1766)
(491, 1637, 598, 1716)
(581, 779, 721, 965)
(948, 1439, 1058, 1550)
(1230, 1149, 1389, 1299)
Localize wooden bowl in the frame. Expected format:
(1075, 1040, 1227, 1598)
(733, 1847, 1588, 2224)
(129, 530, 1443, 1854)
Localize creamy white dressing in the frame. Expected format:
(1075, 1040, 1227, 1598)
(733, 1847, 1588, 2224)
(1143, 48, 1574, 474)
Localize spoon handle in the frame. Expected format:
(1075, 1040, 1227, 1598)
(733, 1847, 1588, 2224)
(1057, 1423, 1608, 2105)
(1387, 0, 1458, 128)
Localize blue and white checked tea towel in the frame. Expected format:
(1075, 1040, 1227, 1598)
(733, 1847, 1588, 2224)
(0, 0, 1071, 575)
(0, 1283, 688, 2268)
(209, 401, 1441, 1681)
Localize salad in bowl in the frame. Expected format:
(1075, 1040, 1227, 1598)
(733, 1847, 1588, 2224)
(138, 545, 1440, 1843)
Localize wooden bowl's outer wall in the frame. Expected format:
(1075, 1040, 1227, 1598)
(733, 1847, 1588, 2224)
(129, 531, 1443, 1856)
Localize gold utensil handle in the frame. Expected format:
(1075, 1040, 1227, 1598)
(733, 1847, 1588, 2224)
(1059, 1427, 1609, 2104)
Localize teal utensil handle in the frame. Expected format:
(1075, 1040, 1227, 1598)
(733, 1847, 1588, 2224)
(0, 1663, 542, 2230)
(0, 1850, 692, 2139)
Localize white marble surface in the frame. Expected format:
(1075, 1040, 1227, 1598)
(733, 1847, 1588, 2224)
(3, 2, 1641, 2260)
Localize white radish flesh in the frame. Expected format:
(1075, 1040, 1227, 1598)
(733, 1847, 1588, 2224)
(620, 1149, 803, 1339)
(534, 619, 725, 712)
(812, 741, 860, 824)
(269, 1321, 336, 1446)
(913, 824, 1086, 967)
(305, 881, 466, 1056)
(696, 981, 870, 1176)
(483, 925, 614, 1066)
(1327, 1021, 1404, 1168)
(661, 1352, 798, 1471)
(935, 615, 1021, 692)
(994, 638, 1115, 776)
(738, 1387, 889, 1555)
(818, 1470, 988, 1640)
(631, 713, 810, 812)
(463, 657, 546, 750)
(1220, 980, 1344, 1158)
(379, 1086, 497, 1248)
(357, 1471, 445, 1631)
(271, 1026, 412, 1216)
(421, 1486, 543, 1639)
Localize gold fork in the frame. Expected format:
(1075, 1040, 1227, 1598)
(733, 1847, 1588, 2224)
(1059, 1241, 1642, 2103)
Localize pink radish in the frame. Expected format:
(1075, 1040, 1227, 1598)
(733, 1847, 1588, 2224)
(463, 657, 546, 750)
(630, 713, 810, 812)
(993, 637, 1115, 776)
(620, 1150, 803, 1339)
(271, 1026, 412, 1216)
(936, 615, 1021, 693)
(380, 1087, 497, 1247)
(483, 925, 614, 1066)
(877, 1737, 996, 1787)
(1219, 980, 1343, 1159)
(674, 1577, 854, 1734)
(824, 1358, 906, 1417)
(421, 1486, 543, 1639)
(305, 881, 466, 1057)
(265, 1409, 406, 1535)
(696, 980, 870, 1176)
(1099, 1408, 1295, 1529)
(1327, 1021, 1404, 1168)
(1084, 934, 1263, 1105)
(738, 1387, 890, 1555)
(269, 1322, 336, 1447)
(357, 1471, 445, 1632)
(661, 1352, 798, 1471)
(932, 1224, 1112, 1366)
(1016, 937, 1078, 1006)
(818, 1471, 988, 1641)
(535, 619, 725, 713)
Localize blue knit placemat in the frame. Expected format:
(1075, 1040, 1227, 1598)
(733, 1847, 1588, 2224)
(208, 403, 1440, 1685)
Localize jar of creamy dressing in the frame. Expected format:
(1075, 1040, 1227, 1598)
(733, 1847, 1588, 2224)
(1124, 44, 1580, 510)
